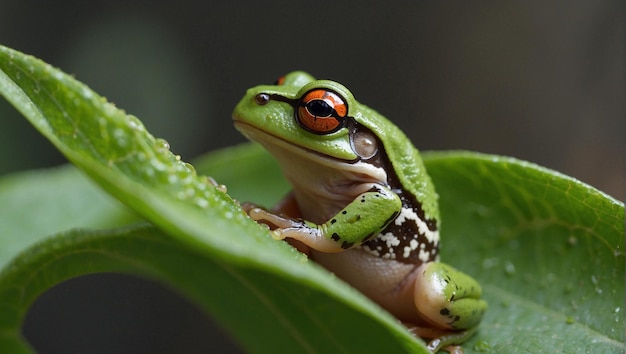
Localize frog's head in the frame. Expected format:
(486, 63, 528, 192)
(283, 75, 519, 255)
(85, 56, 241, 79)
(233, 71, 380, 163)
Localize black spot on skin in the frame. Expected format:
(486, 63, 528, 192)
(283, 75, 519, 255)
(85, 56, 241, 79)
(356, 214, 361, 220)
(341, 241, 354, 249)
(454, 316, 460, 322)
(331, 233, 340, 241)
(440, 308, 450, 316)
(330, 219, 337, 224)
(342, 210, 347, 215)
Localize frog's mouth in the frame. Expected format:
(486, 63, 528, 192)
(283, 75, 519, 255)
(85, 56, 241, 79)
(233, 120, 387, 182)
(233, 120, 347, 164)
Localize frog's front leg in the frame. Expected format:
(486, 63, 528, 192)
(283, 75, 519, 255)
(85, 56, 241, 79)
(245, 184, 402, 253)
(412, 262, 487, 352)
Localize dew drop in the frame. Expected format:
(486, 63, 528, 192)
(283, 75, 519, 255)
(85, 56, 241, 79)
(150, 159, 168, 172)
(178, 173, 194, 186)
(482, 257, 498, 269)
(126, 115, 144, 131)
(155, 138, 170, 151)
(195, 197, 209, 208)
(185, 163, 196, 174)
(504, 261, 516, 276)
(113, 128, 128, 147)
(82, 87, 93, 99)
(143, 166, 155, 178)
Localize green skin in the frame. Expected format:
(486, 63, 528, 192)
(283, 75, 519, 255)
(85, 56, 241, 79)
(233, 72, 486, 352)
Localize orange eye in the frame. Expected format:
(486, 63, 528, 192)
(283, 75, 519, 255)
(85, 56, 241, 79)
(296, 89, 347, 134)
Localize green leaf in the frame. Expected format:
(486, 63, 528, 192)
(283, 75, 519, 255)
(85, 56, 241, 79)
(0, 45, 424, 353)
(0, 44, 623, 353)
(0, 165, 139, 268)
(424, 152, 624, 352)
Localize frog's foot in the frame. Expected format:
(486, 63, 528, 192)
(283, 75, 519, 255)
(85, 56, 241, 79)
(243, 204, 344, 253)
(414, 262, 486, 331)
(241, 203, 312, 255)
(404, 324, 475, 353)
(243, 204, 304, 229)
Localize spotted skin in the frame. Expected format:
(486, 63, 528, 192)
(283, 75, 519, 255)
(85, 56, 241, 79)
(318, 184, 402, 251)
(357, 148, 440, 264)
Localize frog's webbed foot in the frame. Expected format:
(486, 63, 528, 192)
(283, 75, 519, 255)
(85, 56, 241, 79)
(404, 324, 473, 353)
(242, 203, 302, 229)
(241, 203, 347, 253)
(239, 202, 311, 255)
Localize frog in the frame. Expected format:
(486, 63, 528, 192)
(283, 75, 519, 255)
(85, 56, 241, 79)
(232, 71, 487, 353)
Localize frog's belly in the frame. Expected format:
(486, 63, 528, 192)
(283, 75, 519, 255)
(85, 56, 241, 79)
(311, 248, 425, 324)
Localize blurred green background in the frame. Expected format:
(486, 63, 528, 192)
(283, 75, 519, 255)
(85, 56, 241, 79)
(1, 1, 622, 353)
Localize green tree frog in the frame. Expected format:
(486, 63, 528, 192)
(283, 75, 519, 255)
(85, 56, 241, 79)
(232, 71, 487, 353)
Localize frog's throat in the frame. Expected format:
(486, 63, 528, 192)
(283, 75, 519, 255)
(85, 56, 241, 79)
(234, 121, 387, 183)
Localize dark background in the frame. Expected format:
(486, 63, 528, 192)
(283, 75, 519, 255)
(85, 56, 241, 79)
(1, 1, 622, 353)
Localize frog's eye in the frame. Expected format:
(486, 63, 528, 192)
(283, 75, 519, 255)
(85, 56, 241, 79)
(254, 93, 270, 105)
(297, 89, 347, 134)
